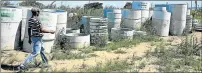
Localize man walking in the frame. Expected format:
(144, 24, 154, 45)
(18, 8, 55, 70)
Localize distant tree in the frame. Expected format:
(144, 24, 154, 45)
(84, 2, 103, 9)
(124, 2, 132, 9)
(19, 0, 45, 8)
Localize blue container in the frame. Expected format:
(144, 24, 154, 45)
(103, 9, 113, 18)
(155, 4, 173, 12)
(132, 2, 142, 10)
(122, 9, 130, 18)
(81, 17, 88, 25)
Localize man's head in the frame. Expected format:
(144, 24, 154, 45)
(31, 8, 40, 17)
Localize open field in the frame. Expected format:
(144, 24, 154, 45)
(1, 1, 202, 72)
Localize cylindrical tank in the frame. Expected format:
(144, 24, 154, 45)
(90, 18, 108, 46)
(1, 7, 22, 50)
(171, 4, 187, 21)
(170, 4, 187, 35)
(62, 33, 90, 49)
(152, 10, 171, 36)
(111, 28, 134, 41)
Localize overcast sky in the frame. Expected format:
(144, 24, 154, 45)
(10, 1, 202, 8)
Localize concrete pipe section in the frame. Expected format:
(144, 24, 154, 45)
(62, 33, 90, 49)
(170, 4, 187, 35)
(134, 31, 147, 36)
(111, 28, 134, 41)
(152, 8, 171, 36)
(1, 7, 22, 50)
(66, 28, 80, 33)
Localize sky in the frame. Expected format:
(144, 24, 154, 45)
(10, 1, 202, 8)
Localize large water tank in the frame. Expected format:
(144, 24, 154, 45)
(152, 10, 171, 36)
(170, 4, 187, 35)
(1, 7, 22, 50)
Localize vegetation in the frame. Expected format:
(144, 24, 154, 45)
(84, 2, 103, 9)
(147, 35, 202, 72)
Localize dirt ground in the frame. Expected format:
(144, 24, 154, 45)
(1, 31, 201, 72)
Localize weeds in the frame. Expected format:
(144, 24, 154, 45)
(83, 60, 132, 72)
(51, 51, 88, 60)
(148, 35, 202, 72)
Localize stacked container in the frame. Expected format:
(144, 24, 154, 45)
(90, 18, 108, 46)
(125, 10, 142, 30)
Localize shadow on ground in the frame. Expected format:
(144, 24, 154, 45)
(1, 64, 19, 71)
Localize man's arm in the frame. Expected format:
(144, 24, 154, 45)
(37, 20, 55, 33)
